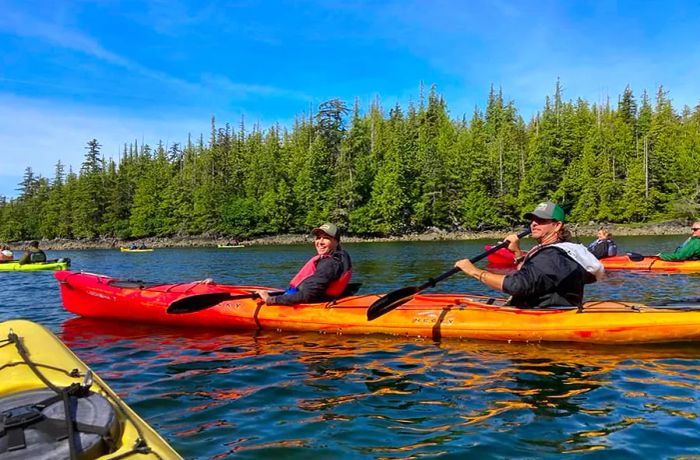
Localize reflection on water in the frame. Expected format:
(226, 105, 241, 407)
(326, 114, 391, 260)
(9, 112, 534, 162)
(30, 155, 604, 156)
(1, 239, 699, 459)
(59, 318, 700, 459)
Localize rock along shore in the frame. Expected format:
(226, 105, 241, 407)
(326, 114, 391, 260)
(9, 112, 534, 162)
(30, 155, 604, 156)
(4, 220, 693, 251)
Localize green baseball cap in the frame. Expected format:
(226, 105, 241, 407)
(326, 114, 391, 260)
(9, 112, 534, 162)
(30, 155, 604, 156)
(523, 202, 566, 222)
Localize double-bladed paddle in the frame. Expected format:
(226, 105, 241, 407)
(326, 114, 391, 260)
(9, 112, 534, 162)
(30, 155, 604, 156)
(366, 228, 532, 321)
(167, 291, 284, 314)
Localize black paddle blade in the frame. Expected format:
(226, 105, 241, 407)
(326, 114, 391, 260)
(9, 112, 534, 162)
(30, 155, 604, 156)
(366, 286, 420, 321)
(167, 292, 256, 314)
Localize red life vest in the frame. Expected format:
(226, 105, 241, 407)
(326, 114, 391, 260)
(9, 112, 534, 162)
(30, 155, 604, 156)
(289, 253, 352, 298)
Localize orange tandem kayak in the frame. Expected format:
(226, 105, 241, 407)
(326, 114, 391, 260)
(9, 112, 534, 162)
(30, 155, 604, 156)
(55, 270, 700, 344)
(599, 255, 700, 272)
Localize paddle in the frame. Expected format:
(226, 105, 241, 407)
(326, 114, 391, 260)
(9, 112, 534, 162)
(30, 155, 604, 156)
(167, 291, 284, 314)
(367, 228, 532, 321)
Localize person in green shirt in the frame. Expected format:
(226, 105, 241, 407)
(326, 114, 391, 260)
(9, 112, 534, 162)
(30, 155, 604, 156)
(18, 240, 47, 265)
(658, 221, 700, 261)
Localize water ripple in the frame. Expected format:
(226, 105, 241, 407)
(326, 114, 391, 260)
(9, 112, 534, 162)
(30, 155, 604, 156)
(1, 241, 700, 458)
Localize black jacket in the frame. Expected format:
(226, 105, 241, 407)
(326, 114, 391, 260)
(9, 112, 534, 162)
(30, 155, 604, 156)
(587, 238, 617, 259)
(502, 246, 596, 308)
(268, 248, 352, 305)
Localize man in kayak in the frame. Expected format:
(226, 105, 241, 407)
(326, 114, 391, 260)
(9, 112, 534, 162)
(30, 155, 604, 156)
(455, 201, 604, 308)
(256, 223, 352, 305)
(18, 240, 47, 265)
(587, 227, 618, 259)
(658, 221, 700, 261)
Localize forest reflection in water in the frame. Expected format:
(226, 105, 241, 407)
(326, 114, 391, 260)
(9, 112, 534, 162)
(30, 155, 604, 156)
(61, 318, 700, 458)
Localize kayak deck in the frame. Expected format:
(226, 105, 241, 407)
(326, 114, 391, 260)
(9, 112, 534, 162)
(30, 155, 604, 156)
(0, 319, 181, 459)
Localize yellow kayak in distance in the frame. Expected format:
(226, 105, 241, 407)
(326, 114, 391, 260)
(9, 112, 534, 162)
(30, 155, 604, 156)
(217, 244, 245, 248)
(120, 247, 155, 252)
(0, 319, 181, 459)
(0, 259, 70, 271)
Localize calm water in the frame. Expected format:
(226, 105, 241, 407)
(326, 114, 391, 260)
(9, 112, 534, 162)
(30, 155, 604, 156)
(2, 235, 700, 459)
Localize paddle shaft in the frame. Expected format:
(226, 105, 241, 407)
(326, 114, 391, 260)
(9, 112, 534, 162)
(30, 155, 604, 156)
(366, 228, 531, 320)
(416, 228, 531, 291)
(167, 290, 285, 314)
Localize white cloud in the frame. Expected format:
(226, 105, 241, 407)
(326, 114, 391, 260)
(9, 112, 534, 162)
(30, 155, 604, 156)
(0, 94, 211, 184)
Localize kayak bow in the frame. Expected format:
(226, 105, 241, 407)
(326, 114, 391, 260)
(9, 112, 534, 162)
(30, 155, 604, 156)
(0, 319, 181, 459)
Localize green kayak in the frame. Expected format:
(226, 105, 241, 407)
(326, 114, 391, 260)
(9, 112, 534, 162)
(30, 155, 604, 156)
(0, 258, 71, 271)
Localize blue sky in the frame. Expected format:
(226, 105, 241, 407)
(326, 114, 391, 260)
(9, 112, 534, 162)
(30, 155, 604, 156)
(2, 0, 699, 198)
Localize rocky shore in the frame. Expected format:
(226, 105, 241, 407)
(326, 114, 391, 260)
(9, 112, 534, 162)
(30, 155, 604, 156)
(4, 220, 693, 251)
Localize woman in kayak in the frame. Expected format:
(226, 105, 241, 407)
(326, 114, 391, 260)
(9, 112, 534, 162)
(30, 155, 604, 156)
(658, 221, 700, 261)
(455, 202, 604, 308)
(587, 227, 618, 259)
(256, 223, 352, 305)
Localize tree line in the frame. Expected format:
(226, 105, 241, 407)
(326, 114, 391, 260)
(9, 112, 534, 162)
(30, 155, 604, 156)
(1, 81, 699, 242)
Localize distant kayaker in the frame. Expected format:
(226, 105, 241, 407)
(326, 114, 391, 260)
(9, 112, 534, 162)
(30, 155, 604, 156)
(0, 244, 13, 262)
(18, 240, 47, 265)
(256, 223, 352, 305)
(658, 221, 700, 261)
(587, 228, 618, 259)
(455, 201, 604, 308)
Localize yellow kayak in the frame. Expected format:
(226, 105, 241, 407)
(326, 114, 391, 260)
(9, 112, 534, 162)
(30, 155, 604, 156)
(120, 247, 154, 253)
(0, 319, 181, 459)
(217, 244, 245, 248)
(0, 259, 70, 271)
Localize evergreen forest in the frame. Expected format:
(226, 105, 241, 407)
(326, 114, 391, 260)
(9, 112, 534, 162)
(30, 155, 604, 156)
(1, 82, 699, 242)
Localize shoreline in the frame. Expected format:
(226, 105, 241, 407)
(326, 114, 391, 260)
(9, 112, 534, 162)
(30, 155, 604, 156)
(5, 221, 693, 251)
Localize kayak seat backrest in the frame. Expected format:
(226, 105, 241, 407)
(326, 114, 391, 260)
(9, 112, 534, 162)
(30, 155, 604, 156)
(340, 282, 362, 297)
(0, 388, 120, 459)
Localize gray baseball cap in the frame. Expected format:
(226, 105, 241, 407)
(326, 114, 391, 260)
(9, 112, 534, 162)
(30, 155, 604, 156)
(312, 223, 339, 239)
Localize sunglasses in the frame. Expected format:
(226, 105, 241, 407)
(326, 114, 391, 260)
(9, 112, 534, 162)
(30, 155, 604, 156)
(693, 227, 700, 231)
(531, 217, 556, 225)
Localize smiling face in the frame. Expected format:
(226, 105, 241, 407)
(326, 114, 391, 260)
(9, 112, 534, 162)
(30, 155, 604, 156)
(529, 216, 563, 244)
(314, 233, 338, 255)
